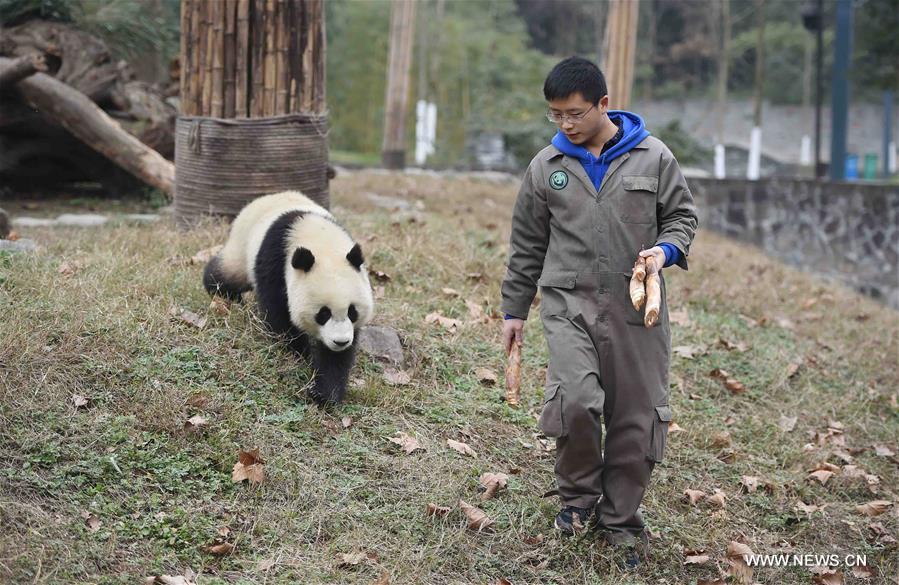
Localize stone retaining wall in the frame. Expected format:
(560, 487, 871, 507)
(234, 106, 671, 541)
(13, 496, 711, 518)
(688, 178, 899, 309)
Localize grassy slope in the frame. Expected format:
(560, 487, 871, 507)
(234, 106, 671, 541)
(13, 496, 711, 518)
(0, 171, 897, 584)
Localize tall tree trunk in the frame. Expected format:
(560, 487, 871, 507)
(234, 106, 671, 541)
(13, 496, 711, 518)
(716, 0, 731, 143)
(752, 0, 766, 128)
(382, 0, 417, 169)
(602, 0, 639, 109)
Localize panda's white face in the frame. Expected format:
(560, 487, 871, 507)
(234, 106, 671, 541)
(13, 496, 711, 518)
(284, 221, 374, 352)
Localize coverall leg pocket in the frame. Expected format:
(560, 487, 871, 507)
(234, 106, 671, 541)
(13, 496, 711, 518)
(647, 405, 672, 462)
(539, 382, 565, 438)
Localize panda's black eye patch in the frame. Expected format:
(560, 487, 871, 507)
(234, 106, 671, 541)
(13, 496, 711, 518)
(315, 306, 332, 326)
(348, 304, 358, 323)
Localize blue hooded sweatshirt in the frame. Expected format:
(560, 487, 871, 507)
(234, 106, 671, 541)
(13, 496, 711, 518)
(551, 110, 679, 269)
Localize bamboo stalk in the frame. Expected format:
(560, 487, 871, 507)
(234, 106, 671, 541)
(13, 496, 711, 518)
(276, 0, 289, 114)
(223, 0, 237, 118)
(286, 0, 298, 112)
(201, 0, 214, 115)
(301, 0, 316, 112)
(263, 0, 276, 116)
(211, 0, 225, 117)
(179, 0, 190, 115)
(250, 0, 265, 117)
(235, 0, 250, 117)
(315, 0, 325, 111)
(189, 0, 202, 115)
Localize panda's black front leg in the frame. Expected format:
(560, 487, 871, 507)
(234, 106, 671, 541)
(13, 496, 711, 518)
(308, 339, 358, 406)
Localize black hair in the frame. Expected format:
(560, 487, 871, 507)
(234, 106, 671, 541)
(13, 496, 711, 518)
(543, 56, 608, 105)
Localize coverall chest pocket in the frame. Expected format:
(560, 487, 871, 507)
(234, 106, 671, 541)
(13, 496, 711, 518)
(537, 271, 578, 318)
(617, 175, 658, 224)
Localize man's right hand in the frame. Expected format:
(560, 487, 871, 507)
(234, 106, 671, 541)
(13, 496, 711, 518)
(502, 318, 525, 355)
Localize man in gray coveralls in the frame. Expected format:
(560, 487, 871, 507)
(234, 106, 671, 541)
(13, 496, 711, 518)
(500, 57, 698, 568)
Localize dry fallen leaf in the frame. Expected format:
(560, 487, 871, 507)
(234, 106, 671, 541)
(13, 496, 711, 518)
(341, 416, 353, 429)
(779, 415, 798, 432)
(684, 489, 707, 505)
(191, 245, 222, 265)
(673, 345, 701, 359)
(706, 489, 727, 508)
(851, 565, 874, 579)
(855, 500, 892, 517)
(668, 421, 686, 433)
(424, 311, 462, 331)
(724, 378, 746, 394)
(811, 569, 843, 585)
(184, 415, 208, 432)
(146, 576, 196, 585)
(81, 511, 101, 532)
(475, 368, 498, 386)
(447, 439, 477, 457)
(206, 542, 234, 556)
(426, 503, 451, 517)
(369, 269, 391, 282)
(796, 501, 822, 514)
(338, 551, 369, 567)
(59, 261, 80, 277)
(712, 431, 732, 448)
(684, 554, 711, 565)
(370, 571, 390, 585)
(72, 394, 89, 408)
(523, 534, 544, 545)
(231, 448, 265, 484)
(383, 368, 412, 386)
(807, 469, 835, 485)
(741, 476, 760, 493)
(170, 306, 207, 329)
(209, 296, 231, 316)
(873, 444, 895, 457)
(465, 299, 486, 321)
(786, 362, 801, 378)
(726, 541, 755, 585)
(441, 287, 461, 297)
(388, 432, 423, 455)
(479, 472, 509, 501)
(459, 499, 495, 531)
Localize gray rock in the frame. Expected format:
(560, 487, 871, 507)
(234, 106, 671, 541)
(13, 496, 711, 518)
(358, 325, 404, 367)
(0, 238, 37, 253)
(0, 208, 8, 239)
(13, 217, 56, 227)
(121, 213, 161, 223)
(55, 214, 107, 227)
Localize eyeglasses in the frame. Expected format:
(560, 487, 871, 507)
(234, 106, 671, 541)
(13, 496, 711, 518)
(546, 104, 595, 125)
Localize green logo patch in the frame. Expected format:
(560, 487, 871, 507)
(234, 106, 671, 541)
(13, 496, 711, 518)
(549, 170, 568, 190)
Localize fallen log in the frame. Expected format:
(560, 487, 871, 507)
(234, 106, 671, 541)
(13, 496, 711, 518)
(0, 56, 174, 196)
(0, 53, 47, 87)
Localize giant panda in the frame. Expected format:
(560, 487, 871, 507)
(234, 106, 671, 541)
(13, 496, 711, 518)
(203, 191, 374, 405)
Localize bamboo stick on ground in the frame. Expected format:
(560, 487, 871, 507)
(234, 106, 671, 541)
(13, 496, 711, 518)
(505, 340, 522, 407)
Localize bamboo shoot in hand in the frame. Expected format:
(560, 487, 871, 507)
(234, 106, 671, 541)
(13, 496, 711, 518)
(629, 256, 647, 310)
(505, 340, 521, 407)
(644, 271, 661, 327)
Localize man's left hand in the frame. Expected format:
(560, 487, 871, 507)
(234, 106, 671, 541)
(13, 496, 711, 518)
(638, 246, 666, 275)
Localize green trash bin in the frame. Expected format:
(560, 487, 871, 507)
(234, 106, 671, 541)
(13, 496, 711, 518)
(863, 153, 878, 180)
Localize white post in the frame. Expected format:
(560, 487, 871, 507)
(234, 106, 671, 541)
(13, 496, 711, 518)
(889, 140, 897, 175)
(800, 135, 811, 166)
(714, 144, 726, 178)
(747, 126, 762, 180)
(426, 102, 437, 158)
(414, 99, 427, 165)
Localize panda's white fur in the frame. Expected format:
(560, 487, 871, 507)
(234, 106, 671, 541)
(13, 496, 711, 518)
(204, 190, 374, 404)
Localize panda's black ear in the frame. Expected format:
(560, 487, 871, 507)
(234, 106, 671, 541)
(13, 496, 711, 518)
(292, 247, 315, 272)
(346, 243, 364, 271)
